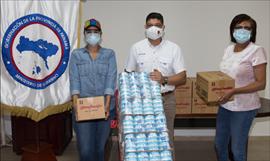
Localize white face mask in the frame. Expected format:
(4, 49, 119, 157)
(145, 26, 164, 40)
(85, 33, 101, 46)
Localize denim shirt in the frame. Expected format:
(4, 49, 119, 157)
(69, 47, 117, 111)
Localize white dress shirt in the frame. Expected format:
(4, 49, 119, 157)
(125, 38, 186, 93)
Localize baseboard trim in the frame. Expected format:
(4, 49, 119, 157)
(174, 136, 270, 141)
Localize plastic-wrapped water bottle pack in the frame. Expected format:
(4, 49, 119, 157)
(118, 72, 173, 161)
(125, 150, 173, 161)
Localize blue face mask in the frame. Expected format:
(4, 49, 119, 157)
(233, 28, 251, 44)
(85, 33, 101, 46)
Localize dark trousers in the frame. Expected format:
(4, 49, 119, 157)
(73, 111, 111, 161)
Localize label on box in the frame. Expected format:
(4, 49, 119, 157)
(176, 97, 192, 114)
(76, 96, 105, 121)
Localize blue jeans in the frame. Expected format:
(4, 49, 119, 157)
(73, 111, 111, 161)
(215, 106, 258, 161)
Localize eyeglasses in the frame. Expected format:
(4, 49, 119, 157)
(146, 24, 163, 28)
(234, 26, 252, 31)
(85, 30, 101, 34)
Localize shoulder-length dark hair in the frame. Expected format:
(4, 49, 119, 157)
(230, 14, 257, 43)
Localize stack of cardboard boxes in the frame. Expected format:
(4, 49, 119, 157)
(175, 71, 235, 114)
(175, 78, 192, 114)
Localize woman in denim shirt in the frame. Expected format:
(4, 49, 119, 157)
(69, 19, 117, 161)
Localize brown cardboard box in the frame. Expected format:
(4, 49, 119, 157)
(176, 97, 192, 114)
(196, 71, 234, 103)
(190, 77, 197, 97)
(191, 78, 218, 114)
(175, 78, 192, 114)
(76, 96, 105, 121)
(175, 78, 192, 98)
(192, 92, 218, 114)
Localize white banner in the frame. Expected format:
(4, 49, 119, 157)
(1, 0, 80, 112)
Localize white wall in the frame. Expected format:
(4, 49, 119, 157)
(81, 1, 270, 136)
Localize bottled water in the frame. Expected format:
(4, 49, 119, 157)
(125, 134, 136, 142)
(159, 132, 170, 142)
(125, 139, 137, 152)
(136, 133, 147, 151)
(159, 140, 171, 150)
(147, 132, 159, 143)
(150, 80, 161, 98)
(155, 113, 167, 132)
(125, 134, 136, 152)
(121, 99, 132, 114)
(125, 152, 137, 161)
(144, 115, 156, 132)
(119, 73, 131, 99)
(137, 152, 149, 161)
(120, 90, 131, 99)
(123, 115, 134, 134)
(130, 84, 141, 98)
(147, 132, 159, 151)
(119, 72, 130, 85)
(160, 150, 173, 161)
(142, 98, 154, 115)
(147, 141, 159, 151)
(152, 98, 164, 114)
(138, 72, 149, 84)
(132, 98, 143, 114)
(134, 116, 145, 132)
(149, 151, 161, 161)
(129, 72, 139, 86)
(119, 72, 171, 161)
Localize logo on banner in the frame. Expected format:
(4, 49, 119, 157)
(2, 13, 70, 89)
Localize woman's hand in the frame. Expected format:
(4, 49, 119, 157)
(72, 101, 77, 109)
(105, 104, 110, 120)
(218, 89, 235, 104)
(72, 95, 79, 109)
(104, 95, 111, 120)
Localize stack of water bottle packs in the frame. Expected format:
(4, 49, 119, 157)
(118, 72, 173, 161)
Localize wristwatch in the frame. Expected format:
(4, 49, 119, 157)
(162, 76, 168, 86)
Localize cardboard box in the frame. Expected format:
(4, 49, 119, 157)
(76, 96, 105, 121)
(192, 93, 218, 114)
(175, 78, 193, 98)
(191, 78, 218, 114)
(196, 71, 234, 103)
(176, 97, 192, 114)
(175, 78, 192, 114)
(189, 77, 196, 97)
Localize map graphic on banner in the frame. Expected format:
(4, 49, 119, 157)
(16, 36, 59, 71)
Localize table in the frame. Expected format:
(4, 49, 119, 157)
(174, 97, 270, 161)
(174, 97, 270, 127)
(11, 111, 73, 155)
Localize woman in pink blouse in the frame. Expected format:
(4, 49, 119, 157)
(215, 14, 267, 161)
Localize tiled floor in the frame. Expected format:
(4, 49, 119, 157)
(1, 136, 269, 161)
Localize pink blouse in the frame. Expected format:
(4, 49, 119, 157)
(220, 42, 267, 111)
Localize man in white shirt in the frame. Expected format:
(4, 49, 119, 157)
(125, 12, 186, 158)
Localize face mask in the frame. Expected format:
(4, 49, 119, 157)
(233, 28, 251, 44)
(145, 26, 164, 40)
(85, 33, 101, 46)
